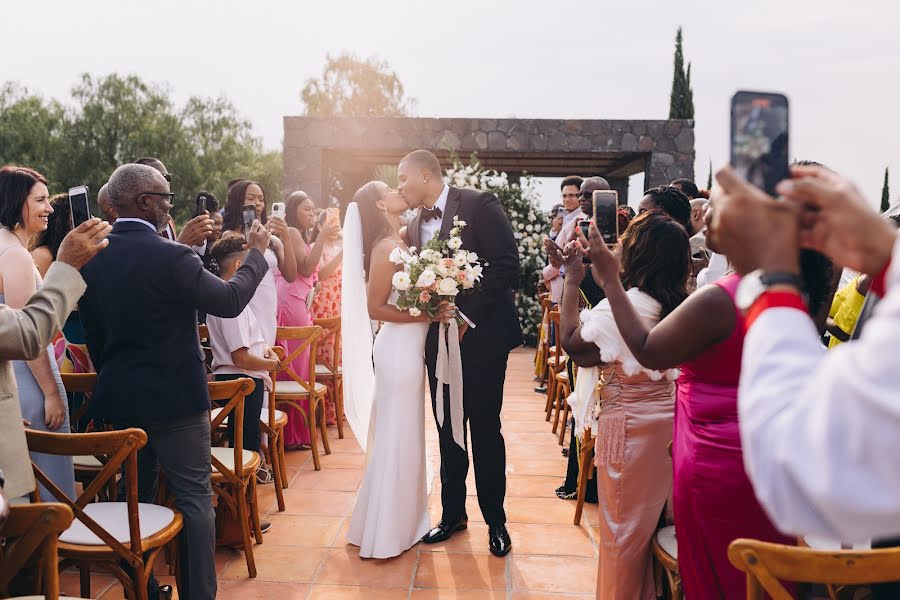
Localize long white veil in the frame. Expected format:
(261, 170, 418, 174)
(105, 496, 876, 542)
(341, 203, 376, 452)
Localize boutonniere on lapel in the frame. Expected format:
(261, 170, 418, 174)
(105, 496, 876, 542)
(390, 215, 483, 319)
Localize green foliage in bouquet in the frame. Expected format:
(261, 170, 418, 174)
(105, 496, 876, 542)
(445, 154, 548, 345)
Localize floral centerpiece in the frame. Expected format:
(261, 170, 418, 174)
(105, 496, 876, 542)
(389, 215, 483, 318)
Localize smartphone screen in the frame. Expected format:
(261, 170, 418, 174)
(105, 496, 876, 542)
(241, 205, 257, 236)
(730, 91, 790, 196)
(593, 190, 619, 245)
(68, 186, 91, 227)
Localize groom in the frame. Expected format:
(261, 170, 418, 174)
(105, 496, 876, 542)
(399, 150, 523, 556)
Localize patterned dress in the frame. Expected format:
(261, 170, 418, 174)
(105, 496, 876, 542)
(310, 243, 342, 425)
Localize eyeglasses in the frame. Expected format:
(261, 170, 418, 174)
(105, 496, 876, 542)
(139, 191, 176, 205)
(561, 193, 579, 200)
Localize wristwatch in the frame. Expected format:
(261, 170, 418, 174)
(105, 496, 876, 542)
(736, 270, 805, 311)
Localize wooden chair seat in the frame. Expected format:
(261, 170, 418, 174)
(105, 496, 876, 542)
(655, 525, 678, 559)
(12, 596, 88, 599)
(73, 455, 103, 468)
(59, 503, 179, 548)
(652, 524, 683, 600)
(210, 447, 261, 475)
(547, 355, 567, 368)
(315, 364, 342, 376)
(556, 370, 569, 383)
(274, 380, 328, 397)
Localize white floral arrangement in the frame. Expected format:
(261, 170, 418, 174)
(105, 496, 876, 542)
(444, 154, 548, 344)
(390, 216, 483, 319)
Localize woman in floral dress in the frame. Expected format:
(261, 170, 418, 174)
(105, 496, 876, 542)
(310, 210, 344, 425)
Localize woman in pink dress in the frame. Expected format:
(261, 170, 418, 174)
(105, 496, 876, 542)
(587, 204, 834, 599)
(310, 211, 343, 424)
(278, 191, 340, 447)
(559, 212, 689, 600)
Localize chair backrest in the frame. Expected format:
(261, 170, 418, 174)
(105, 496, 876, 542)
(25, 428, 148, 566)
(198, 323, 209, 341)
(312, 317, 341, 375)
(275, 325, 322, 394)
(728, 538, 900, 600)
(208, 378, 254, 480)
(263, 347, 286, 428)
(0, 502, 74, 599)
(60, 372, 97, 428)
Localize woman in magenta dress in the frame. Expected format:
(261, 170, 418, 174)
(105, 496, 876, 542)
(584, 204, 834, 599)
(278, 191, 340, 447)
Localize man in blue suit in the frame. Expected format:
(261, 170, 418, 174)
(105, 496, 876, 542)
(79, 163, 270, 600)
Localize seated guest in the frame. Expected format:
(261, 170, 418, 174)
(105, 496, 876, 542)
(206, 236, 279, 463)
(709, 163, 900, 544)
(78, 163, 271, 600)
(0, 167, 76, 501)
(583, 204, 832, 598)
(559, 212, 689, 600)
(0, 214, 110, 501)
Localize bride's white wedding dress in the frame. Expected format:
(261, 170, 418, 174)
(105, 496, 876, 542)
(346, 293, 431, 558)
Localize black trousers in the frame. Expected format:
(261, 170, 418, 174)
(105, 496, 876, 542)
(871, 537, 900, 598)
(214, 373, 264, 453)
(426, 325, 509, 526)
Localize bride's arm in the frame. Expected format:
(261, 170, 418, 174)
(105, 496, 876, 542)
(367, 240, 432, 324)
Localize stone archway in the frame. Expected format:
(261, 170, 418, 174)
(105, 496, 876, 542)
(283, 117, 694, 206)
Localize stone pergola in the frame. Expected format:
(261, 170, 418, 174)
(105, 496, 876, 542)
(283, 117, 695, 207)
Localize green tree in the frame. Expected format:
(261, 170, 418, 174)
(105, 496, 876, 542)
(707, 159, 713, 190)
(301, 53, 415, 117)
(882, 166, 891, 213)
(0, 84, 66, 178)
(669, 27, 695, 119)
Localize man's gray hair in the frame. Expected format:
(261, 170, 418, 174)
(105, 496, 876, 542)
(107, 163, 160, 209)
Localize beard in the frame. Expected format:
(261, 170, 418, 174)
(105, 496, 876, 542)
(149, 205, 170, 232)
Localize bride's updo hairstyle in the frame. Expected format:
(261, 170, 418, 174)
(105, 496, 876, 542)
(619, 210, 690, 319)
(352, 181, 393, 277)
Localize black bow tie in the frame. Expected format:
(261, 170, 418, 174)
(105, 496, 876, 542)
(421, 205, 443, 223)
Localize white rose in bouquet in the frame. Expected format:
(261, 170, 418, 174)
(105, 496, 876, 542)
(409, 307, 422, 317)
(437, 277, 460, 296)
(392, 271, 411, 291)
(453, 252, 468, 267)
(416, 269, 437, 289)
(447, 237, 463, 251)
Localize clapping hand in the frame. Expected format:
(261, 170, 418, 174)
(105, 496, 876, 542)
(544, 238, 564, 269)
(560, 241, 586, 280)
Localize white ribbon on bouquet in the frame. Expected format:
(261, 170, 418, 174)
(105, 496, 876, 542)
(435, 318, 465, 449)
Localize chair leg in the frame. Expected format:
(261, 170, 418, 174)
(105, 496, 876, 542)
(574, 433, 594, 526)
(277, 424, 289, 487)
(558, 398, 571, 446)
(319, 396, 331, 456)
(268, 434, 286, 512)
(545, 371, 556, 422)
(250, 475, 264, 544)
(309, 404, 322, 471)
(236, 484, 257, 578)
(335, 376, 345, 439)
(551, 375, 563, 434)
(79, 564, 91, 599)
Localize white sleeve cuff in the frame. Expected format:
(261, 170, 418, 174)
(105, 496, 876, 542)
(458, 310, 476, 329)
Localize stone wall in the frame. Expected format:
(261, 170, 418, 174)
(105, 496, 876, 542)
(283, 117, 694, 206)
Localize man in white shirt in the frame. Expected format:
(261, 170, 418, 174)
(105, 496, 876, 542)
(709, 164, 900, 543)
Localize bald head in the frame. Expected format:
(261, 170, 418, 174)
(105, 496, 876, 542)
(135, 157, 169, 178)
(108, 163, 170, 230)
(579, 176, 611, 217)
(97, 183, 117, 223)
(690, 198, 709, 234)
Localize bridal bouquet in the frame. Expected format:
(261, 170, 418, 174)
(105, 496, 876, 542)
(390, 216, 483, 319)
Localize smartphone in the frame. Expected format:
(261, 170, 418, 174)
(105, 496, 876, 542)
(271, 202, 286, 220)
(593, 190, 619, 245)
(557, 207, 569, 219)
(241, 204, 257, 237)
(326, 207, 339, 226)
(68, 185, 91, 228)
(578, 219, 592, 264)
(730, 90, 790, 196)
(192, 191, 218, 218)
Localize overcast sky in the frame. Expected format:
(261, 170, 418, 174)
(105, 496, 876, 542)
(4, 0, 898, 209)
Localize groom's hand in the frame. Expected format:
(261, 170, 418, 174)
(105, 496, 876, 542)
(458, 322, 469, 341)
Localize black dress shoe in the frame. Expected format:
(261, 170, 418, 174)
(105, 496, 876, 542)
(158, 584, 173, 600)
(421, 515, 468, 544)
(488, 524, 512, 557)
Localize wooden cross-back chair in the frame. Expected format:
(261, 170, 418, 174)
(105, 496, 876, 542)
(262, 346, 289, 511)
(59, 373, 117, 502)
(0, 502, 78, 600)
(273, 325, 329, 470)
(25, 428, 182, 600)
(197, 324, 213, 373)
(535, 294, 553, 386)
(728, 538, 900, 600)
(313, 317, 344, 439)
(545, 310, 568, 429)
(208, 378, 263, 578)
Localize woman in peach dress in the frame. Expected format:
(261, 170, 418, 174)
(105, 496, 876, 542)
(310, 210, 343, 424)
(559, 212, 690, 600)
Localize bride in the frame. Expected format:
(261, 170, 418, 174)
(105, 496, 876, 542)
(342, 181, 455, 559)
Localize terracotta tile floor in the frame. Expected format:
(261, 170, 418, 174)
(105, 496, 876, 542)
(64, 348, 600, 599)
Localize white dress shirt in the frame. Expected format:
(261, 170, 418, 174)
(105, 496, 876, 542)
(696, 251, 729, 287)
(420, 185, 475, 329)
(739, 234, 900, 542)
(557, 209, 586, 248)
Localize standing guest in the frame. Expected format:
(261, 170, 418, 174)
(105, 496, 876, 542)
(548, 204, 564, 242)
(671, 178, 701, 200)
(97, 183, 117, 223)
(0, 166, 76, 500)
(542, 177, 585, 304)
(135, 157, 216, 248)
(277, 191, 339, 447)
(559, 212, 688, 600)
(209, 210, 223, 243)
(688, 198, 710, 255)
(310, 209, 344, 426)
(78, 163, 270, 600)
(584, 207, 832, 598)
(0, 216, 110, 502)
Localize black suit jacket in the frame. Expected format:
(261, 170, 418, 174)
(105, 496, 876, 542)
(409, 187, 523, 351)
(79, 221, 268, 422)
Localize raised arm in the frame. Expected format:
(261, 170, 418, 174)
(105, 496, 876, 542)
(553, 243, 603, 367)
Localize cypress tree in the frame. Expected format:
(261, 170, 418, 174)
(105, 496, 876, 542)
(882, 167, 891, 213)
(707, 159, 713, 190)
(669, 28, 695, 119)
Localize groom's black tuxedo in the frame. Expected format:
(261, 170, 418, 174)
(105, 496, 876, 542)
(409, 186, 523, 526)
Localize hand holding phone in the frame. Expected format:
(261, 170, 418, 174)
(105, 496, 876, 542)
(241, 204, 257, 237)
(68, 185, 91, 228)
(593, 190, 619, 245)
